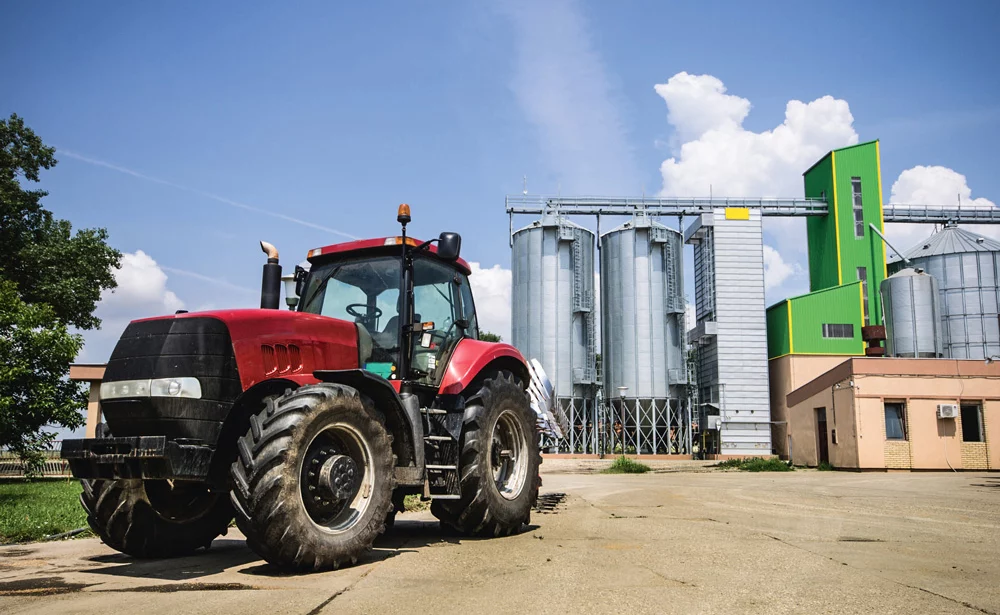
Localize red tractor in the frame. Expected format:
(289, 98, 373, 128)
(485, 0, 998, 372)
(62, 205, 541, 571)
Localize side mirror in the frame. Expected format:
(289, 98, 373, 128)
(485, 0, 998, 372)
(437, 232, 462, 261)
(294, 265, 308, 297)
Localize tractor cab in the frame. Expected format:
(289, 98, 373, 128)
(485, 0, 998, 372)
(297, 211, 478, 386)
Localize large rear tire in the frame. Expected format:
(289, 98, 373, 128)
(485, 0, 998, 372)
(432, 372, 541, 536)
(230, 384, 395, 571)
(80, 478, 233, 558)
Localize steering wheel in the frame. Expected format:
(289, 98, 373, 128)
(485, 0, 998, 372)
(346, 304, 382, 319)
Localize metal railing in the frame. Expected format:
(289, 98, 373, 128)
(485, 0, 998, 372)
(506, 195, 1000, 223)
(506, 195, 829, 217)
(883, 204, 1000, 223)
(543, 397, 692, 455)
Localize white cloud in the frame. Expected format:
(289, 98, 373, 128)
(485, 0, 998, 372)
(886, 165, 999, 253)
(656, 72, 859, 198)
(468, 262, 512, 342)
(654, 73, 750, 145)
(499, 0, 641, 194)
(78, 251, 185, 362)
(98, 251, 183, 318)
(763, 245, 800, 291)
(653, 72, 857, 305)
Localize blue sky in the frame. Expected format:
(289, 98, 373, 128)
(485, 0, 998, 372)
(4, 0, 1000, 360)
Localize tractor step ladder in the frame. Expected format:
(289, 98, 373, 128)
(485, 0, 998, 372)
(420, 408, 462, 499)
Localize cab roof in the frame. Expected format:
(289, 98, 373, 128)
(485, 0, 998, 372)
(307, 237, 472, 275)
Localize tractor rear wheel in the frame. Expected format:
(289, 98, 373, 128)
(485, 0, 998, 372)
(432, 372, 540, 536)
(230, 384, 395, 571)
(80, 478, 233, 558)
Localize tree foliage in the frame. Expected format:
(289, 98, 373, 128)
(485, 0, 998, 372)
(478, 330, 502, 343)
(0, 114, 121, 473)
(0, 282, 86, 474)
(1, 114, 120, 330)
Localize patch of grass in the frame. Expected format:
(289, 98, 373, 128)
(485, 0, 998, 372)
(0, 478, 90, 544)
(403, 494, 430, 512)
(817, 461, 835, 471)
(714, 458, 744, 470)
(602, 456, 651, 474)
(714, 457, 793, 472)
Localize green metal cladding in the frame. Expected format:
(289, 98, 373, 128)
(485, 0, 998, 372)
(766, 282, 866, 359)
(803, 141, 887, 326)
(767, 141, 887, 359)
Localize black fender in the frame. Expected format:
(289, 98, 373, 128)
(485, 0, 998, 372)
(313, 369, 422, 483)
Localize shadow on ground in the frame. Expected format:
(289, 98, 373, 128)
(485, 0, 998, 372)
(79, 518, 538, 582)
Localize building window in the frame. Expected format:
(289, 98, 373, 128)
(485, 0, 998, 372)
(884, 402, 907, 441)
(852, 176, 864, 238)
(857, 266, 870, 326)
(961, 404, 984, 442)
(822, 323, 854, 338)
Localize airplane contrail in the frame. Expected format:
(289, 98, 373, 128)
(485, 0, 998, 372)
(160, 266, 258, 294)
(58, 149, 359, 240)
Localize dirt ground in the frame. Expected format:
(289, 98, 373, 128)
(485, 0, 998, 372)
(1, 462, 997, 615)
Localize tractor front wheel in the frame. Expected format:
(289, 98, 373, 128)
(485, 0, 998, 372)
(230, 384, 394, 571)
(80, 478, 233, 558)
(432, 372, 540, 536)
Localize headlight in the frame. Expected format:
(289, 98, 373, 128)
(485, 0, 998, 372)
(100, 378, 202, 400)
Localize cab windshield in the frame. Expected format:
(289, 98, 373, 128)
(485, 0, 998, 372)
(298, 253, 479, 382)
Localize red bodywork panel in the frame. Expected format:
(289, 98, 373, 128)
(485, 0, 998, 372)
(133, 311, 521, 397)
(438, 339, 527, 395)
(308, 237, 472, 275)
(135, 309, 359, 391)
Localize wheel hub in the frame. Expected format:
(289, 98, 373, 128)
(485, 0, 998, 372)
(317, 454, 358, 503)
(490, 410, 529, 501)
(299, 424, 374, 532)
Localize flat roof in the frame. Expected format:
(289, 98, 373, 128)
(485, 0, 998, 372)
(786, 357, 1000, 407)
(69, 364, 106, 381)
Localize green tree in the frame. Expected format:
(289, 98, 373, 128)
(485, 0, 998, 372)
(478, 330, 502, 343)
(0, 114, 121, 473)
(0, 282, 86, 474)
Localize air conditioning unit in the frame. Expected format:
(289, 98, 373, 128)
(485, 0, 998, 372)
(937, 404, 959, 419)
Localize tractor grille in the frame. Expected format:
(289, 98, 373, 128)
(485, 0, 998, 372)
(100, 317, 241, 445)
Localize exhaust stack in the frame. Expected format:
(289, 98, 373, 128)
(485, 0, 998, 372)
(260, 241, 282, 309)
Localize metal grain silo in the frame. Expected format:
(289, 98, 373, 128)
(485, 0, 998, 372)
(511, 213, 597, 452)
(890, 225, 1000, 359)
(600, 216, 690, 455)
(880, 268, 944, 358)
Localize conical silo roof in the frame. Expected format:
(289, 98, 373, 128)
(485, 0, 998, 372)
(892, 225, 1000, 263)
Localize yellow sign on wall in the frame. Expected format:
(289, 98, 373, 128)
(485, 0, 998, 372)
(725, 207, 750, 220)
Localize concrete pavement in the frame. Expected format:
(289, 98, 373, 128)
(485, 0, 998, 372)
(1, 466, 997, 614)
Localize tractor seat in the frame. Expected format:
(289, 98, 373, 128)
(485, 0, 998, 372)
(381, 313, 420, 336)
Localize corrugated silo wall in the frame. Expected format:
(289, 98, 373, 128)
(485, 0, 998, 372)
(600, 221, 686, 396)
(881, 270, 944, 358)
(600, 220, 690, 455)
(900, 251, 1000, 359)
(511, 217, 596, 399)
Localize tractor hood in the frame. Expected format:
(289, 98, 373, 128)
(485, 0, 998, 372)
(128, 309, 360, 390)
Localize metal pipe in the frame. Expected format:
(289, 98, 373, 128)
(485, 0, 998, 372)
(868, 223, 909, 266)
(259, 241, 282, 310)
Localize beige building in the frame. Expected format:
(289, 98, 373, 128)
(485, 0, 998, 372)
(784, 358, 999, 470)
(69, 364, 105, 438)
(768, 355, 852, 459)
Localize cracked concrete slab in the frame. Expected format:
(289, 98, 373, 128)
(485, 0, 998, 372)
(0, 467, 997, 614)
